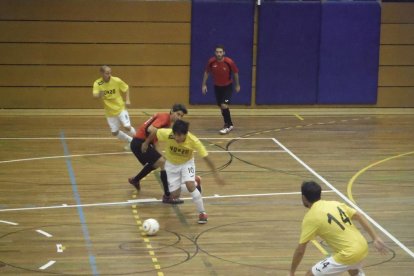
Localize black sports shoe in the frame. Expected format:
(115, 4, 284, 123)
(128, 177, 141, 191)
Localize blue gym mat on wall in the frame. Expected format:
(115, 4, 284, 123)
(189, 0, 254, 105)
(256, 1, 321, 104)
(318, 1, 381, 104)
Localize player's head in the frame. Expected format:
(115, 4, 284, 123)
(215, 44, 225, 61)
(301, 181, 321, 208)
(170, 103, 188, 122)
(172, 120, 189, 144)
(100, 65, 112, 82)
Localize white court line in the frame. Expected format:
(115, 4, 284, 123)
(272, 138, 414, 259)
(0, 150, 284, 164)
(0, 137, 273, 140)
(0, 192, 333, 213)
(0, 220, 18, 225)
(36, 229, 53, 238)
(39, 260, 56, 270)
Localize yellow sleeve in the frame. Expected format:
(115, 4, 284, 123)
(92, 80, 100, 96)
(299, 215, 318, 244)
(190, 133, 208, 158)
(156, 128, 171, 142)
(117, 78, 129, 93)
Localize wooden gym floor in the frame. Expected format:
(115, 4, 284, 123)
(0, 108, 413, 275)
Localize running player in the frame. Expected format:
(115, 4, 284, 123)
(128, 104, 188, 204)
(202, 44, 240, 135)
(93, 65, 136, 150)
(156, 120, 225, 224)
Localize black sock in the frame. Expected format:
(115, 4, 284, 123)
(133, 163, 154, 182)
(222, 108, 233, 126)
(160, 170, 170, 196)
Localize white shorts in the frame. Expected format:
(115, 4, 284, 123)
(312, 257, 364, 276)
(165, 159, 196, 192)
(106, 109, 131, 133)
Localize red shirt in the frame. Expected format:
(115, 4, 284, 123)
(205, 57, 239, 86)
(135, 113, 171, 141)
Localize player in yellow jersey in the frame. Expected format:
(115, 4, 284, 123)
(156, 120, 224, 224)
(289, 181, 387, 276)
(93, 65, 136, 149)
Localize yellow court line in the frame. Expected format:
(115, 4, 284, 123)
(311, 240, 329, 256)
(294, 114, 304, 121)
(130, 191, 163, 274)
(347, 151, 414, 203)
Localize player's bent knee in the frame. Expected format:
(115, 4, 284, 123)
(220, 104, 228, 109)
(153, 157, 166, 169)
(185, 181, 196, 193)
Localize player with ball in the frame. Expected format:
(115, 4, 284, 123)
(156, 120, 225, 224)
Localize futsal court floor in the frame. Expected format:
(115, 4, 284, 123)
(0, 108, 413, 275)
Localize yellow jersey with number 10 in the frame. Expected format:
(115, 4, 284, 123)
(299, 200, 368, 265)
(156, 128, 208, 165)
(93, 76, 129, 117)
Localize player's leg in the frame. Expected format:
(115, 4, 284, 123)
(129, 139, 160, 190)
(157, 158, 183, 204)
(311, 256, 356, 276)
(216, 84, 234, 135)
(180, 159, 207, 224)
(107, 116, 131, 142)
(164, 160, 183, 202)
(118, 109, 136, 137)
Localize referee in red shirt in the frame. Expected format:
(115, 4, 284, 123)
(202, 45, 240, 134)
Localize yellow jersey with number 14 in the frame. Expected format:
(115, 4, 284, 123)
(299, 200, 368, 265)
(93, 76, 129, 117)
(156, 128, 208, 165)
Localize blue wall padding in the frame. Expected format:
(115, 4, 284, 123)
(318, 2, 381, 104)
(189, 0, 254, 105)
(256, 1, 321, 104)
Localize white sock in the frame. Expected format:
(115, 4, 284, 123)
(190, 189, 205, 213)
(128, 126, 136, 136)
(116, 130, 132, 142)
(358, 270, 365, 276)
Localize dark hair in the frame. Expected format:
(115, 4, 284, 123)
(215, 44, 225, 51)
(301, 181, 322, 203)
(171, 103, 188, 114)
(172, 120, 189, 135)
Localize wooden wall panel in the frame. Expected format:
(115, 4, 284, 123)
(0, 66, 189, 87)
(0, 44, 190, 65)
(0, 0, 191, 22)
(380, 45, 414, 65)
(381, 3, 414, 23)
(378, 67, 414, 87)
(0, 22, 190, 44)
(0, 87, 189, 108)
(380, 25, 414, 45)
(377, 87, 414, 107)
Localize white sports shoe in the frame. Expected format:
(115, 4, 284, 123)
(219, 125, 234, 135)
(124, 143, 131, 151)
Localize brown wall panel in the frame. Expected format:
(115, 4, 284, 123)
(380, 25, 414, 45)
(378, 66, 414, 87)
(0, 0, 191, 22)
(0, 65, 189, 87)
(380, 45, 414, 65)
(377, 87, 414, 107)
(381, 3, 414, 23)
(0, 87, 188, 108)
(0, 22, 190, 44)
(0, 44, 190, 65)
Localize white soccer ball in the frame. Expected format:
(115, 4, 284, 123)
(142, 218, 159, 236)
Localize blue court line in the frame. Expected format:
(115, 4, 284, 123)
(60, 131, 99, 275)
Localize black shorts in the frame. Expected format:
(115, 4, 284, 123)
(130, 137, 162, 166)
(214, 83, 233, 106)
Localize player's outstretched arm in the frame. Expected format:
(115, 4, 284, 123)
(203, 156, 225, 185)
(289, 242, 307, 276)
(353, 212, 388, 255)
(202, 72, 209, 95)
